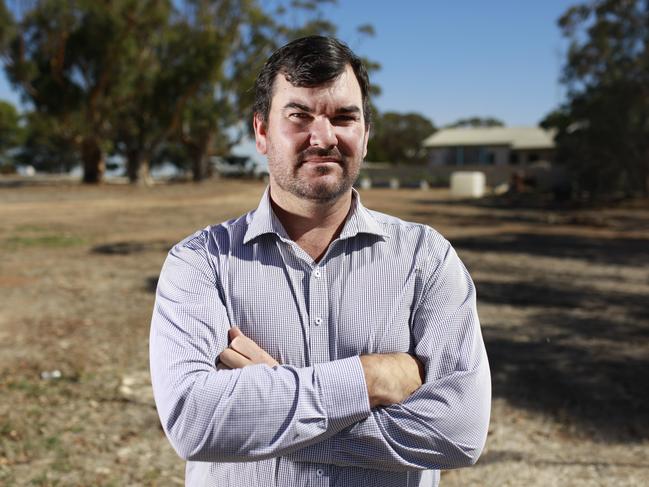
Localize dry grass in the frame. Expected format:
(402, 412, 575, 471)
(1, 178, 648, 486)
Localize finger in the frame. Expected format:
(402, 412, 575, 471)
(230, 334, 279, 367)
(219, 348, 252, 369)
(228, 326, 244, 341)
(216, 361, 230, 370)
(227, 327, 279, 367)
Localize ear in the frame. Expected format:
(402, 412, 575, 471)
(253, 113, 268, 155)
(362, 124, 370, 158)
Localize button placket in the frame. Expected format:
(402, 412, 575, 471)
(308, 266, 329, 363)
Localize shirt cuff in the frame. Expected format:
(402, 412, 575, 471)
(314, 356, 371, 434)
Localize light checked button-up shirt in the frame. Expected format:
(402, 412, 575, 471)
(149, 188, 491, 487)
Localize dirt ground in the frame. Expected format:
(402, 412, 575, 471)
(1, 178, 648, 486)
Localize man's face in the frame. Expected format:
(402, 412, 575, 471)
(254, 64, 369, 203)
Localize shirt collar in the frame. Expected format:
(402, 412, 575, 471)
(243, 187, 389, 245)
(339, 188, 389, 240)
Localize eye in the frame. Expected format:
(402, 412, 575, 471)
(288, 112, 311, 121)
(332, 115, 358, 125)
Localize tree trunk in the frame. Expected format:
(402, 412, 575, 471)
(127, 151, 154, 186)
(191, 133, 214, 182)
(192, 152, 210, 182)
(81, 136, 105, 184)
(644, 152, 649, 197)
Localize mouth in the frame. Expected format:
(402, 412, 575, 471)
(298, 148, 344, 166)
(301, 158, 342, 165)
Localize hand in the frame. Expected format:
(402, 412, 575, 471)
(360, 353, 424, 408)
(217, 327, 279, 369)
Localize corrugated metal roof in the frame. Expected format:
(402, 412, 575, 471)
(422, 127, 556, 150)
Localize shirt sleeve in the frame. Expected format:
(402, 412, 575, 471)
(149, 232, 371, 463)
(287, 241, 491, 471)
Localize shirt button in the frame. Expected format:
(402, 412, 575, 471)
(313, 269, 321, 278)
(314, 317, 323, 326)
(316, 468, 324, 477)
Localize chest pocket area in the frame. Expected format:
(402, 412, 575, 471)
(227, 267, 307, 367)
(336, 271, 416, 358)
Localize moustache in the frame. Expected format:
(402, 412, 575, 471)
(297, 147, 344, 164)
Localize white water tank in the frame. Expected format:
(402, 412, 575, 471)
(450, 171, 486, 198)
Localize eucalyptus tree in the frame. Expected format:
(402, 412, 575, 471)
(366, 111, 435, 165)
(543, 0, 649, 198)
(0, 100, 22, 156)
(446, 117, 505, 129)
(111, 0, 239, 183)
(1, 0, 175, 182)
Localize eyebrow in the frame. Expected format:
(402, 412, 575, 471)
(337, 105, 361, 115)
(283, 102, 312, 112)
(283, 102, 361, 115)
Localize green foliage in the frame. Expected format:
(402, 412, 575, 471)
(366, 111, 435, 165)
(159, 0, 266, 181)
(1, 0, 166, 181)
(446, 116, 505, 128)
(14, 111, 80, 172)
(0, 100, 23, 152)
(543, 0, 649, 199)
(0, 0, 13, 49)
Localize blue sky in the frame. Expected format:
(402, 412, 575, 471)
(0, 0, 575, 127)
(320, 1, 575, 127)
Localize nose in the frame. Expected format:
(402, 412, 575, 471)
(309, 117, 337, 149)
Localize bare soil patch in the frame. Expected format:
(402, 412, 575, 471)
(1, 179, 647, 486)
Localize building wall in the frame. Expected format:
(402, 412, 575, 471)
(492, 147, 509, 165)
(429, 145, 510, 166)
(424, 164, 566, 188)
(430, 146, 555, 166)
(359, 161, 567, 190)
(510, 148, 555, 165)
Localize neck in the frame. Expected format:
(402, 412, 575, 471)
(269, 186, 353, 261)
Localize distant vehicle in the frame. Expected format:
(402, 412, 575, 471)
(211, 155, 268, 180)
(17, 164, 36, 177)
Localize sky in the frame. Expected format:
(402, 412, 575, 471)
(319, 0, 575, 127)
(0, 0, 575, 128)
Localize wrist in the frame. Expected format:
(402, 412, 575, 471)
(360, 353, 424, 408)
(359, 354, 381, 408)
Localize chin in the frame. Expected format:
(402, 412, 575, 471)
(301, 179, 353, 202)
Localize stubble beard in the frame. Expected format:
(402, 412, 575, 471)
(269, 147, 361, 203)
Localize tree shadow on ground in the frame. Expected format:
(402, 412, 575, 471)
(477, 280, 649, 324)
(453, 232, 649, 266)
(484, 332, 649, 441)
(462, 233, 649, 441)
(409, 196, 649, 232)
(409, 210, 543, 229)
(91, 240, 173, 255)
(409, 209, 621, 230)
(410, 194, 638, 212)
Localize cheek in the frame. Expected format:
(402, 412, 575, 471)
(337, 127, 367, 155)
(274, 125, 309, 151)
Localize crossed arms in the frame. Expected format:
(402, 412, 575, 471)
(149, 234, 491, 471)
(220, 326, 425, 409)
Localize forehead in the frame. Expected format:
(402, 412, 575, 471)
(270, 64, 363, 111)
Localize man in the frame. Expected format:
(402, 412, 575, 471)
(150, 35, 490, 487)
